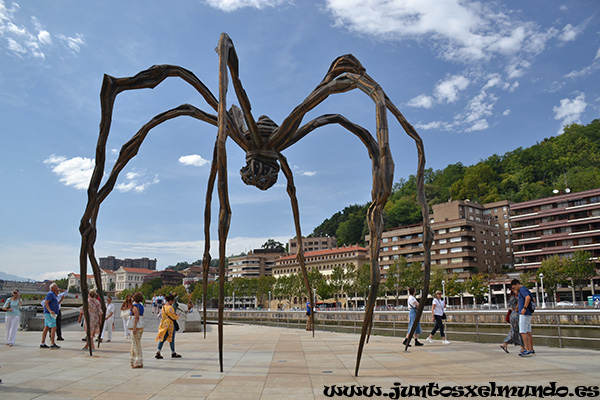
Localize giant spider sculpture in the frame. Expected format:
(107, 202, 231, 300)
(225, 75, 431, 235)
(79, 33, 433, 376)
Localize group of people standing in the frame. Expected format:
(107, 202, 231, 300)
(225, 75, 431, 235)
(119, 292, 182, 368)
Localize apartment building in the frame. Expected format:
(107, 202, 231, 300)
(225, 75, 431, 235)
(288, 236, 336, 253)
(272, 245, 368, 278)
(371, 200, 513, 279)
(228, 248, 286, 279)
(99, 256, 157, 271)
(143, 269, 185, 286)
(511, 188, 600, 271)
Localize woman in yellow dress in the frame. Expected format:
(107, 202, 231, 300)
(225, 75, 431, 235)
(155, 294, 182, 359)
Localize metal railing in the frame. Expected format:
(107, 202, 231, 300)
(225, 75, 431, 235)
(204, 309, 600, 350)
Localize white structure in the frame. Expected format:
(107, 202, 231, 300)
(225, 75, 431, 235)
(67, 273, 95, 292)
(100, 269, 116, 293)
(115, 267, 154, 293)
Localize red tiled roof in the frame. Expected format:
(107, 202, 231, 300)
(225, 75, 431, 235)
(120, 267, 155, 274)
(276, 245, 367, 262)
(70, 273, 95, 279)
(101, 269, 115, 274)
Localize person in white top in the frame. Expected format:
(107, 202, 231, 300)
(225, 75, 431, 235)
(101, 296, 115, 342)
(403, 287, 424, 347)
(427, 290, 450, 344)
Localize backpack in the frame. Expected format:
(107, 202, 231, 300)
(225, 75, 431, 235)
(527, 297, 536, 313)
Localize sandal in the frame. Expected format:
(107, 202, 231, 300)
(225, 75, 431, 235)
(500, 345, 509, 354)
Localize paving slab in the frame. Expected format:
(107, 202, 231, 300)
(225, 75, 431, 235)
(0, 317, 597, 399)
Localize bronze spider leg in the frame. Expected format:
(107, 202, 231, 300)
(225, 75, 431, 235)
(276, 153, 315, 335)
(80, 65, 239, 357)
(270, 57, 431, 374)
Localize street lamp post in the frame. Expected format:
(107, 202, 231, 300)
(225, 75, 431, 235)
(539, 273, 546, 309)
(442, 280, 446, 305)
(268, 290, 271, 311)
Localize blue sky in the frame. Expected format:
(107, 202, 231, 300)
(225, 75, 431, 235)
(0, 0, 598, 281)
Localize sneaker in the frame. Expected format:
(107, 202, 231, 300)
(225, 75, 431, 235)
(50, 344, 61, 349)
(519, 350, 532, 357)
(40, 343, 50, 349)
(426, 337, 434, 344)
(530, 350, 536, 355)
(56, 337, 64, 341)
(442, 340, 451, 344)
(155, 352, 163, 359)
(171, 353, 182, 358)
(414, 340, 424, 346)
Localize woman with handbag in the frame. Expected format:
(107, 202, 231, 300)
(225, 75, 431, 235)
(155, 294, 182, 359)
(500, 287, 523, 353)
(426, 290, 450, 344)
(129, 292, 145, 368)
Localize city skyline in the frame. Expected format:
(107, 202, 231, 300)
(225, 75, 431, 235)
(0, 1, 599, 281)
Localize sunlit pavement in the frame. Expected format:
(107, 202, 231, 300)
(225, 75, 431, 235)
(0, 315, 597, 399)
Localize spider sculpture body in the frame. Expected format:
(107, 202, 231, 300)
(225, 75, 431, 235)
(79, 33, 433, 376)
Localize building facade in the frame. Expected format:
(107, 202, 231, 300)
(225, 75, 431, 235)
(114, 267, 155, 293)
(99, 256, 157, 271)
(228, 248, 286, 279)
(67, 273, 96, 292)
(511, 188, 600, 271)
(371, 200, 513, 280)
(288, 236, 336, 253)
(143, 269, 185, 286)
(272, 245, 368, 278)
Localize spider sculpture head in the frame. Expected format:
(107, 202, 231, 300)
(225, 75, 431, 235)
(239, 115, 280, 190)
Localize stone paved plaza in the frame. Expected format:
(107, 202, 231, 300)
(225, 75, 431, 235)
(0, 316, 597, 399)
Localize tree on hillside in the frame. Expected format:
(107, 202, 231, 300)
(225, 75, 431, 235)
(55, 277, 68, 290)
(384, 257, 406, 305)
(262, 239, 284, 250)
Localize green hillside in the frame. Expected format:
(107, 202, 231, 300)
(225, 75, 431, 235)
(310, 119, 600, 246)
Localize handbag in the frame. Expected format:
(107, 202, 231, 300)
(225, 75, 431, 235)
(165, 305, 180, 331)
(505, 309, 511, 323)
(441, 312, 447, 320)
(120, 309, 130, 319)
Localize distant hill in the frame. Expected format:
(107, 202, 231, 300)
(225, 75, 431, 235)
(0, 270, 32, 282)
(311, 119, 600, 246)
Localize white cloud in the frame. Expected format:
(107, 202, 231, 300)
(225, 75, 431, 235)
(0, 1, 84, 58)
(293, 165, 317, 178)
(434, 75, 470, 103)
(558, 17, 591, 43)
(502, 109, 510, 116)
(302, 171, 317, 177)
(553, 93, 586, 129)
(107, 235, 290, 261)
(179, 154, 210, 167)
(203, 0, 287, 12)
(407, 94, 434, 109)
(44, 155, 94, 190)
(115, 171, 160, 193)
(415, 121, 445, 130)
(325, 0, 554, 63)
(565, 47, 600, 79)
(596, 47, 600, 61)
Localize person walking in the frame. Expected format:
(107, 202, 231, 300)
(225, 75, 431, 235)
(426, 291, 450, 344)
(3, 289, 22, 346)
(101, 296, 115, 342)
(120, 294, 133, 339)
(41, 283, 60, 349)
(511, 279, 535, 357)
(404, 287, 424, 347)
(129, 292, 145, 368)
(500, 287, 523, 353)
(306, 301, 312, 331)
(155, 294, 182, 359)
(80, 289, 102, 350)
